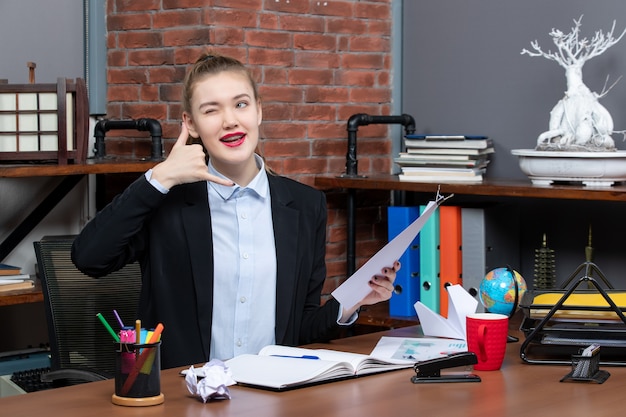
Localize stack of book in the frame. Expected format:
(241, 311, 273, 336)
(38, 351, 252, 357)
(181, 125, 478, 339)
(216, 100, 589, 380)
(395, 135, 494, 183)
(0, 263, 34, 292)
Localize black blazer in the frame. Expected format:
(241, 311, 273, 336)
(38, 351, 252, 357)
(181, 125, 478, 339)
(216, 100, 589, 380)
(72, 174, 341, 369)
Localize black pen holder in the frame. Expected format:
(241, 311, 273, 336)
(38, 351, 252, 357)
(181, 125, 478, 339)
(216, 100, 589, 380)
(560, 348, 610, 384)
(111, 342, 164, 406)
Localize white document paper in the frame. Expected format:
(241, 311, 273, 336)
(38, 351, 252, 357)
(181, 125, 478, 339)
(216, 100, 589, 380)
(414, 284, 478, 340)
(332, 199, 440, 310)
(370, 336, 468, 363)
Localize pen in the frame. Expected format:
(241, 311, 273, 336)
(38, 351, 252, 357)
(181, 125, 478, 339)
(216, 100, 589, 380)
(113, 309, 125, 328)
(96, 313, 120, 343)
(135, 319, 141, 346)
(271, 355, 320, 360)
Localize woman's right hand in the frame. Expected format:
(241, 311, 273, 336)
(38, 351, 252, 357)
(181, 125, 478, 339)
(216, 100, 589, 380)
(150, 124, 234, 189)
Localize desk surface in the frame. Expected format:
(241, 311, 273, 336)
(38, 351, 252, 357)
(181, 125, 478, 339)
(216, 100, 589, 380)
(2, 325, 624, 417)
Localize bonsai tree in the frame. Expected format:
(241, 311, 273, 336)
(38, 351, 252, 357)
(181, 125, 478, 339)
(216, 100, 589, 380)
(521, 16, 626, 151)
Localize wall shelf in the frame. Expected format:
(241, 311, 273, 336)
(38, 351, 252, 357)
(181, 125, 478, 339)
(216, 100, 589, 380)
(0, 159, 158, 306)
(314, 175, 626, 202)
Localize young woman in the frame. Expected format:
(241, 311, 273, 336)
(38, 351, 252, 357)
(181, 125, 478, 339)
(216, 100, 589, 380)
(72, 53, 399, 369)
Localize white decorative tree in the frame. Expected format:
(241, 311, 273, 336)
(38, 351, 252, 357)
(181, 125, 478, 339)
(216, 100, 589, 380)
(521, 16, 626, 151)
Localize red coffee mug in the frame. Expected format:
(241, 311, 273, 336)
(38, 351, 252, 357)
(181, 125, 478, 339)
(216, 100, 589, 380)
(466, 313, 509, 371)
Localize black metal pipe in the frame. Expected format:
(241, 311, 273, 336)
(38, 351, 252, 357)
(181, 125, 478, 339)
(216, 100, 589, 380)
(342, 113, 416, 276)
(344, 113, 416, 178)
(93, 118, 163, 160)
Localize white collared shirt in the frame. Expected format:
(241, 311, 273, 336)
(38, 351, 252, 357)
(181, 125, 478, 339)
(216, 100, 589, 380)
(207, 155, 277, 360)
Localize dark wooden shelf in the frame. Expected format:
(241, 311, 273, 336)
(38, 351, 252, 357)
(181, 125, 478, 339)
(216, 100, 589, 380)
(0, 158, 159, 178)
(1, 158, 160, 307)
(315, 175, 626, 202)
(0, 279, 43, 306)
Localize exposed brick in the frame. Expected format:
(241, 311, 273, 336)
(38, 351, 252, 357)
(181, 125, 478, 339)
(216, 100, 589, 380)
(118, 31, 163, 49)
(153, 10, 202, 28)
(213, 27, 245, 45)
(245, 30, 292, 48)
(140, 85, 159, 101)
(260, 122, 307, 140)
(350, 36, 390, 53)
(108, 68, 148, 84)
(355, 2, 390, 20)
(108, 14, 152, 31)
(279, 15, 325, 33)
(107, 85, 140, 102)
(307, 122, 345, 139)
(294, 51, 341, 69)
(349, 87, 392, 104)
(310, 0, 354, 17)
(162, 0, 207, 9)
(288, 69, 333, 86)
(162, 29, 212, 47)
(159, 84, 183, 102)
(293, 34, 336, 51)
(293, 104, 336, 122)
(128, 49, 175, 66)
(207, 9, 258, 28)
(114, 0, 160, 13)
(305, 86, 349, 104)
(262, 140, 310, 157)
(327, 18, 368, 35)
(259, 85, 302, 102)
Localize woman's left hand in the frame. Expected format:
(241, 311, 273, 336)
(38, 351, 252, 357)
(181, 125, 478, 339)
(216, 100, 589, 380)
(361, 260, 401, 306)
(339, 260, 401, 322)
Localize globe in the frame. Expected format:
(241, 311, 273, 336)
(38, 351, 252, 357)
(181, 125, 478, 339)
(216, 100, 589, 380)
(479, 268, 527, 316)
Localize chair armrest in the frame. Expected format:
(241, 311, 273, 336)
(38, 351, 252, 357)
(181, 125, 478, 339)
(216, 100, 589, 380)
(41, 368, 111, 383)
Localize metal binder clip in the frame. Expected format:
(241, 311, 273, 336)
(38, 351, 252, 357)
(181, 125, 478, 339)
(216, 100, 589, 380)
(411, 352, 481, 384)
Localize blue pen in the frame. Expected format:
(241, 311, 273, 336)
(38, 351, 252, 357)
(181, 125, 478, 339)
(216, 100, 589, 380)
(271, 355, 320, 360)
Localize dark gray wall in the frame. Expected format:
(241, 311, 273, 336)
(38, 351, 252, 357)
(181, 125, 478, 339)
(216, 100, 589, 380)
(0, 0, 84, 83)
(402, 1, 626, 180)
(402, 1, 626, 287)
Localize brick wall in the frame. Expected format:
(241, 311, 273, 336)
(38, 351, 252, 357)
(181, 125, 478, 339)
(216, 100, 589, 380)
(104, 0, 395, 293)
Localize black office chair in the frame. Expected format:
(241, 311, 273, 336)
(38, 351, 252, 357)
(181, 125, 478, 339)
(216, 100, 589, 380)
(33, 236, 142, 386)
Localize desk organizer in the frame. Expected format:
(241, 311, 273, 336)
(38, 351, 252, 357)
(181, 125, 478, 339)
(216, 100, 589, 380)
(519, 262, 626, 366)
(560, 348, 610, 383)
(0, 78, 88, 164)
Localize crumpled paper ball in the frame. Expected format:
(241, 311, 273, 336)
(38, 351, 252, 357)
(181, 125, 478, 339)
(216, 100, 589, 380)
(185, 359, 236, 402)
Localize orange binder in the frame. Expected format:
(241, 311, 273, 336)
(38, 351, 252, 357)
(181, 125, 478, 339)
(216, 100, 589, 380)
(439, 206, 462, 317)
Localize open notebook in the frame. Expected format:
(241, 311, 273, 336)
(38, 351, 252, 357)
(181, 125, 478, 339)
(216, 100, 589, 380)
(216, 345, 413, 390)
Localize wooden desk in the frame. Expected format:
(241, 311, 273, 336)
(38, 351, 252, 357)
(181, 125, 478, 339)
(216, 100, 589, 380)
(2, 325, 624, 417)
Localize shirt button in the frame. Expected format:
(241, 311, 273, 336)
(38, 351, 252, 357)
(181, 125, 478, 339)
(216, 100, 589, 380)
(236, 339, 242, 347)
(241, 213, 248, 219)
(242, 253, 249, 259)
(240, 296, 247, 303)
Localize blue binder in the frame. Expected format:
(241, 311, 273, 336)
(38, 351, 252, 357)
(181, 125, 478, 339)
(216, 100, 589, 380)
(387, 206, 420, 317)
(419, 204, 440, 313)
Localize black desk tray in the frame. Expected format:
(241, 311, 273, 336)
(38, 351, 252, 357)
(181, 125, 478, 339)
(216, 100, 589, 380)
(519, 274, 626, 366)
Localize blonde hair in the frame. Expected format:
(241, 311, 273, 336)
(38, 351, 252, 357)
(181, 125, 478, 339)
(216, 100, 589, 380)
(182, 53, 259, 115)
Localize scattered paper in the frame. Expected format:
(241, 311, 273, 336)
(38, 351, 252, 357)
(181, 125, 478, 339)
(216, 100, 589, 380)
(414, 284, 478, 340)
(332, 199, 440, 310)
(185, 360, 236, 402)
(370, 336, 467, 363)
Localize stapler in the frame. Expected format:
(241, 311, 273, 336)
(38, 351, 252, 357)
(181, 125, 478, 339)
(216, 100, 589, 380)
(411, 352, 481, 384)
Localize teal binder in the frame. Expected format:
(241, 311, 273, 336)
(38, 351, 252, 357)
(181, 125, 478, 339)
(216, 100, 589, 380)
(419, 204, 440, 313)
(387, 206, 420, 317)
